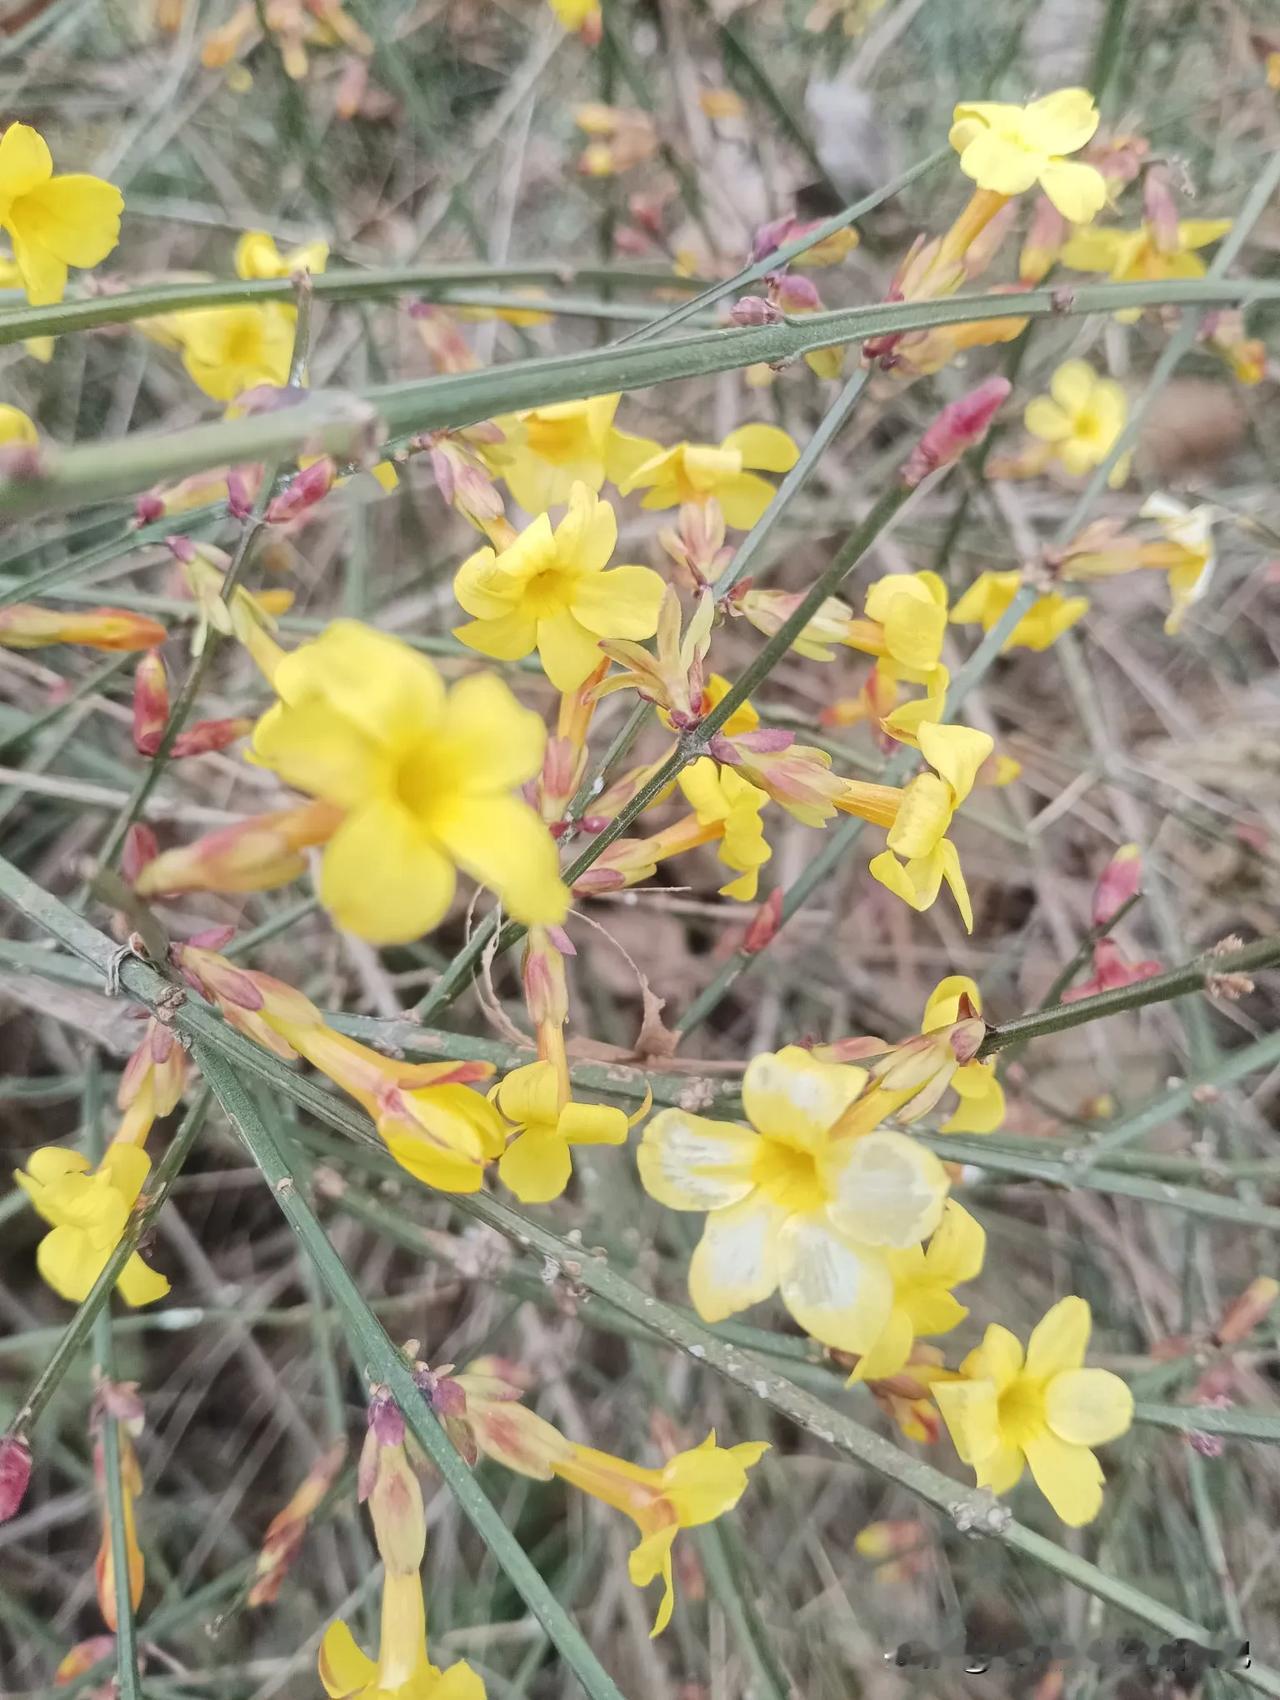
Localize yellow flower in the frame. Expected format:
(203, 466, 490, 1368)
(1139, 493, 1216, 634)
(486, 394, 655, 516)
(920, 976, 1005, 1133)
(622, 424, 799, 530)
(453, 484, 665, 691)
(554, 1432, 768, 1635)
(638, 1047, 948, 1351)
(677, 758, 772, 899)
(494, 1060, 629, 1203)
(14, 1145, 169, 1307)
(548, 0, 600, 28)
(1023, 359, 1129, 483)
(860, 570, 950, 682)
(249, 620, 568, 943)
(849, 1201, 986, 1383)
(933, 1296, 1134, 1525)
(177, 302, 296, 400)
(1060, 218, 1232, 320)
(948, 89, 1106, 223)
(0, 403, 37, 446)
(320, 1571, 486, 1700)
(950, 569, 1088, 653)
(866, 721, 993, 931)
(233, 228, 329, 279)
(0, 123, 123, 306)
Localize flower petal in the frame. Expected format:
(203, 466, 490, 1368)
(742, 1046, 866, 1149)
(1022, 1430, 1105, 1525)
(637, 1110, 759, 1210)
(1022, 87, 1100, 154)
(558, 1100, 629, 1147)
(429, 795, 568, 924)
(716, 470, 779, 530)
(932, 1376, 1001, 1466)
(319, 799, 457, 943)
(495, 1060, 561, 1129)
(553, 480, 617, 574)
(0, 123, 52, 196)
(958, 130, 1041, 196)
(720, 423, 799, 473)
(116, 1253, 171, 1308)
(923, 1200, 987, 1285)
(1023, 396, 1072, 443)
(1025, 1295, 1091, 1379)
(688, 1192, 786, 1322)
(1045, 1368, 1133, 1446)
(453, 610, 539, 663)
(922, 974, 982, 1029)
(918, 721, 993, 804)
(570, 564, 665, 640)
(13, 174, 124, 267)
(250, 700, 381, 809)
(964, 1323, 1023, 1391)
(537, 609, 607, 691)
(36, 1224, 105, 1302)
(1037, 159, 1107, 224)
(777, 1212, 893, 1353)
(823, 1130, 949, 1247)
(498, 1127, 573, 1204)
(628, 1526, 678, 1637)
(439, 670, 548, 794)
(318, 1619, 375, 1699)
(274, 621, 444, 753)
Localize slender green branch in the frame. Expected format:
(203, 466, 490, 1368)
(93, 1313, 142, 1700)
(7, 279, 1280, 521)
(1134, 1404, 1280, 1444)
(977, 935, 1280, 1059)
(194, 1044, 627, 1700)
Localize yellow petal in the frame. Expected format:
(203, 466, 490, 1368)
(553, 480, 617, 574)
(937, 837, 976, 933)
(662, 1433, 769, 1524)
(957, 129, 1041, 196)
(116, 1253, 171, 1308)
(570, 564, 665, 640)
(430, 795, 568, 925)
(822, 1130, 948, 1247)
(942, 1068, 1005, 1134)
(558, 1100, 629, 1147)
(498, 1127, 573, 1203)
(742, 1046, 866, 1149)
(847, 1305, 914, 1383)
(537, 609, 606, 691)
(918, 720, 993, 804)
(922, 1200, 986, 1285)
(250, 700, 379, 809)
(1044, 1368, 1133, 1446)
(9, 225, 66, 307)
(99, 1142, 151, 1206)
(439, 670, 547, 794)
(1021, 87, 1099, 155)
(318, 1619, 376, 1698)
(637, 1110, 759, 1210)
(495, 1060, 561, 1129)
(776, 1212, 893, 1353)
(720, 423, 799, 473)
(36, 1224, 105, 1302)
(1022, 1430, 1105, 1525)
(277, 620, 445, 752)
(453, 610, 540, 663)
(965, 1322, 1023, 1391)
(932, 1376, 1001, 1466)
(1025, 1295, 1091, 1379)
(14, 174, 124, 267)
(628, 1526, 678, 1636)
(319, 798, 457, 943)
(921, 974, 982, 1030)
(25, 1146, 90, 1186)
(715, 470, 779, 530)
(0, 123, 53, 196)
(688, 1193, 787, 1322)
(1037, 159, 1107, 224)
(1023, 395, 1072, 443)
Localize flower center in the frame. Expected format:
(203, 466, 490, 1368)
(524, 414, 589, 462)
(523, 566, 573, 618)
(997, 1377, 1045, 1447)
(752, 1136, 827, 1213)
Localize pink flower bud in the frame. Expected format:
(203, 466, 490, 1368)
(1143, 165, 1180, 255)
(132, 651, 170, 756)
(226, 467, 257, 519)
(900, 377, 1011, 487)
(165, 534, 197, 565)
(728, 295, 783, 327)
(769, 272, 822, 313)
(743, 888, 783, 954)
(170, 717, 253, 759)
(265, 459, 334, 525)
(750, 214, 798, 263)
(0, 1436, 32, 1522)
(134, 494, 164, 525)
(1091, 842, 1143, 928)
(121, 824, 159, 885)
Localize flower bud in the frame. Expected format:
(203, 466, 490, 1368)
(1215, 1277, 1279, 1346)
(901, 377, 1011, 488)
(131, 651, 170, 756)
(0, 1436, 32, 1523)
(0, 605, 168, 653)
(136, 800, 342, 898)
(121, 824, 159, 885)
(248, 1439, 346, 1607)
(1092, 842, 1143, 928)
(742, 887, 783, 954)
(265, 458, 335, 524)
(728, 295, 783, 327)
(169, 716, 254, 758)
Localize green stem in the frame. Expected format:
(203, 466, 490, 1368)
(977, 935, 1280, 1059)
(93, 1314, 142, 1700)
(8, 278, 1280, 520)
(194, 1045, 627, 1700)
(1134, 1404, 1280, 1444)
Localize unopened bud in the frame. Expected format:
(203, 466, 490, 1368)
(1092, 843, 1143, 928)
(1215, 1276, 1279, 1346)
(769, 271, 822, 313)
(265, 458, 334, 525)
(170, 716, 253, 759)
(0, 1436, 32, 1522)
(121, 824, 159, 885)
(0, 605, 168, 653)
(131, 651, 170, 756)
(742, 887, 783, 954)
(901, 377, 1011, 487)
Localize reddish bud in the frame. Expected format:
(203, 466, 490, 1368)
(1091, 842, 1143, 929)
(749, 214, 798, 263)
(131, 651, 170, 756)
(134, 494, 164, 525)
(743, 888, 783, 954)
(901, 377, 1011, 487)
(170, 717, 253, 759)
(768, 271, 822, 313)
(121, 824, 159, 885)
(0, 1436, 32, 1522)
(265, 458, 334, 525)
